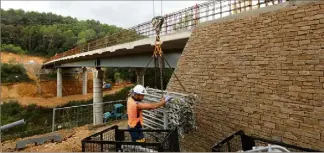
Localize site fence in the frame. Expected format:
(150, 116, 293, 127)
(52, 100, 127, 132)
(45, 0, 288, 63)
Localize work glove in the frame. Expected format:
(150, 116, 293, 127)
(164, 95, 173, 103)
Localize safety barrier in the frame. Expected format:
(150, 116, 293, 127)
(81, 125, 180, 152)
(52, 100, 126, 132)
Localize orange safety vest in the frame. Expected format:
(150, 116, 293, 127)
(127, 97, 143, 128)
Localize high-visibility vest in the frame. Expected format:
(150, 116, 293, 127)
(127, 97, 143, 128)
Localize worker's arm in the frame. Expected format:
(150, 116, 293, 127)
(137, 98, 166, 110)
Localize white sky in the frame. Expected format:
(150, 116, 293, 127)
(1, 1, 206, 28)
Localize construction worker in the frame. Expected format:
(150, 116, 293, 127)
(127, 84, 172, 142)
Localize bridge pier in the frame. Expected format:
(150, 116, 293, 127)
(82, 67, 87, 95)
(57, 68, 62, 98)
(135, 68, 145, 86)
(93, 67, 103, 125)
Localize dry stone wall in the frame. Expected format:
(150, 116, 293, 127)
(167, 1, 324, 151)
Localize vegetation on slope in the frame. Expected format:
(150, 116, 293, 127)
(1, 8, 123, 57)
(1, 44, 27, 54)
(1, 86, 133, 141)
(1, 63, 32, 83)
(1, 9, 173, 89)
(103, 67, 174, 90)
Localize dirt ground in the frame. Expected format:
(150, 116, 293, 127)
(1, 52, 133, 107)
(1, 120, 128, 152)
(2, 84, 132, 107)
(1, 52, 45, 64)
(0, 53, 134, 152)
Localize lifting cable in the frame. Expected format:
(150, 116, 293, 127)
(137, 0, 187, 97)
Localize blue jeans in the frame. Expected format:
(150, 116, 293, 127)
(128, 122, 144, 142)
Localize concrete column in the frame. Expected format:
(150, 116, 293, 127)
(135, 68, 145, 86)
(93, 67, 103, 125)
(82, 67, 87, 95)
(57, 68, 62, 97)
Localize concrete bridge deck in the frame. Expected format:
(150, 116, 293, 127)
(43, 30, 191, 68)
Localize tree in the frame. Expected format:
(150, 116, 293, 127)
(62, 30, 76, 50)
(77, 29, 96, 42)
(0, 8, 123, 57)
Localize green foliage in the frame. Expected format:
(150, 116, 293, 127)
(77, 29, 96, 44)
(1, 63, 32, 83)
(1, 44, 26, 54)
(62, 86, 133, 107)
(1, 8, 123, 57)
(103, 67, 173, 90)
(1, 86, 134, 141)
(144, 68, 174, 90)
(1, 101, 53, 140)
(114, 72, 122, 83)
(104, 67, 115, 83)
(104, 68, 136, 84)
(39, 71, 57, 80)
(115, 68, 134, 82)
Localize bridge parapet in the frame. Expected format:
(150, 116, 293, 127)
(44, 0, 288, 63)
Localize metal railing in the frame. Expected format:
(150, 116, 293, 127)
(44, 0, 287, 63)
(52, 100, 126, 132)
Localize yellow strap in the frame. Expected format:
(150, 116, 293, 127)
(136, 138, 146, 143)
(153, 36, 163, 57)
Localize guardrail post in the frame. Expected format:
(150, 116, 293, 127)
(206, 3, 209, 21)
(52, 107, 56, 132)
(165, 15, 168, 34)
(220, 0, 222, 17)
(212, 0, 215, 20)
(194, 3, 199, 25)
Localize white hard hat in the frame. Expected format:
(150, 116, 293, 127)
(132, 85, 147, 95)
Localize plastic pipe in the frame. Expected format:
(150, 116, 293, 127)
(1, 119, 25, 131)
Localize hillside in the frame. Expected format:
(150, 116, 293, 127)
(1, 52, 45, 64)
(1, 8, 123, 57)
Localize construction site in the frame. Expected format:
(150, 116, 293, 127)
(1, 0, 324, 152)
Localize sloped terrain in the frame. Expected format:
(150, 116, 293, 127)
(1, 52, 133, 107)
(1, 52, 45, 64)
(1, 120, 128, 152)
(2, 84, 131, 107)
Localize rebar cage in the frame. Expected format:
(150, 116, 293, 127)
(81, 125, 180, 152)
(212, 130, 320, 152)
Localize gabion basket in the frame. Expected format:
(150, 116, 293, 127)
(81, 125, 180, 152)
(212, 130, 320, 152)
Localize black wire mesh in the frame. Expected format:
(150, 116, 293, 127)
(82, 125, 179, 152)
(212, 130, 320, 152)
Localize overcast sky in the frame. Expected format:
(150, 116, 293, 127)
(1, 1, 207, 28)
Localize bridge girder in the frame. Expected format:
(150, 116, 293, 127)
(56, 52, 181, 68)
